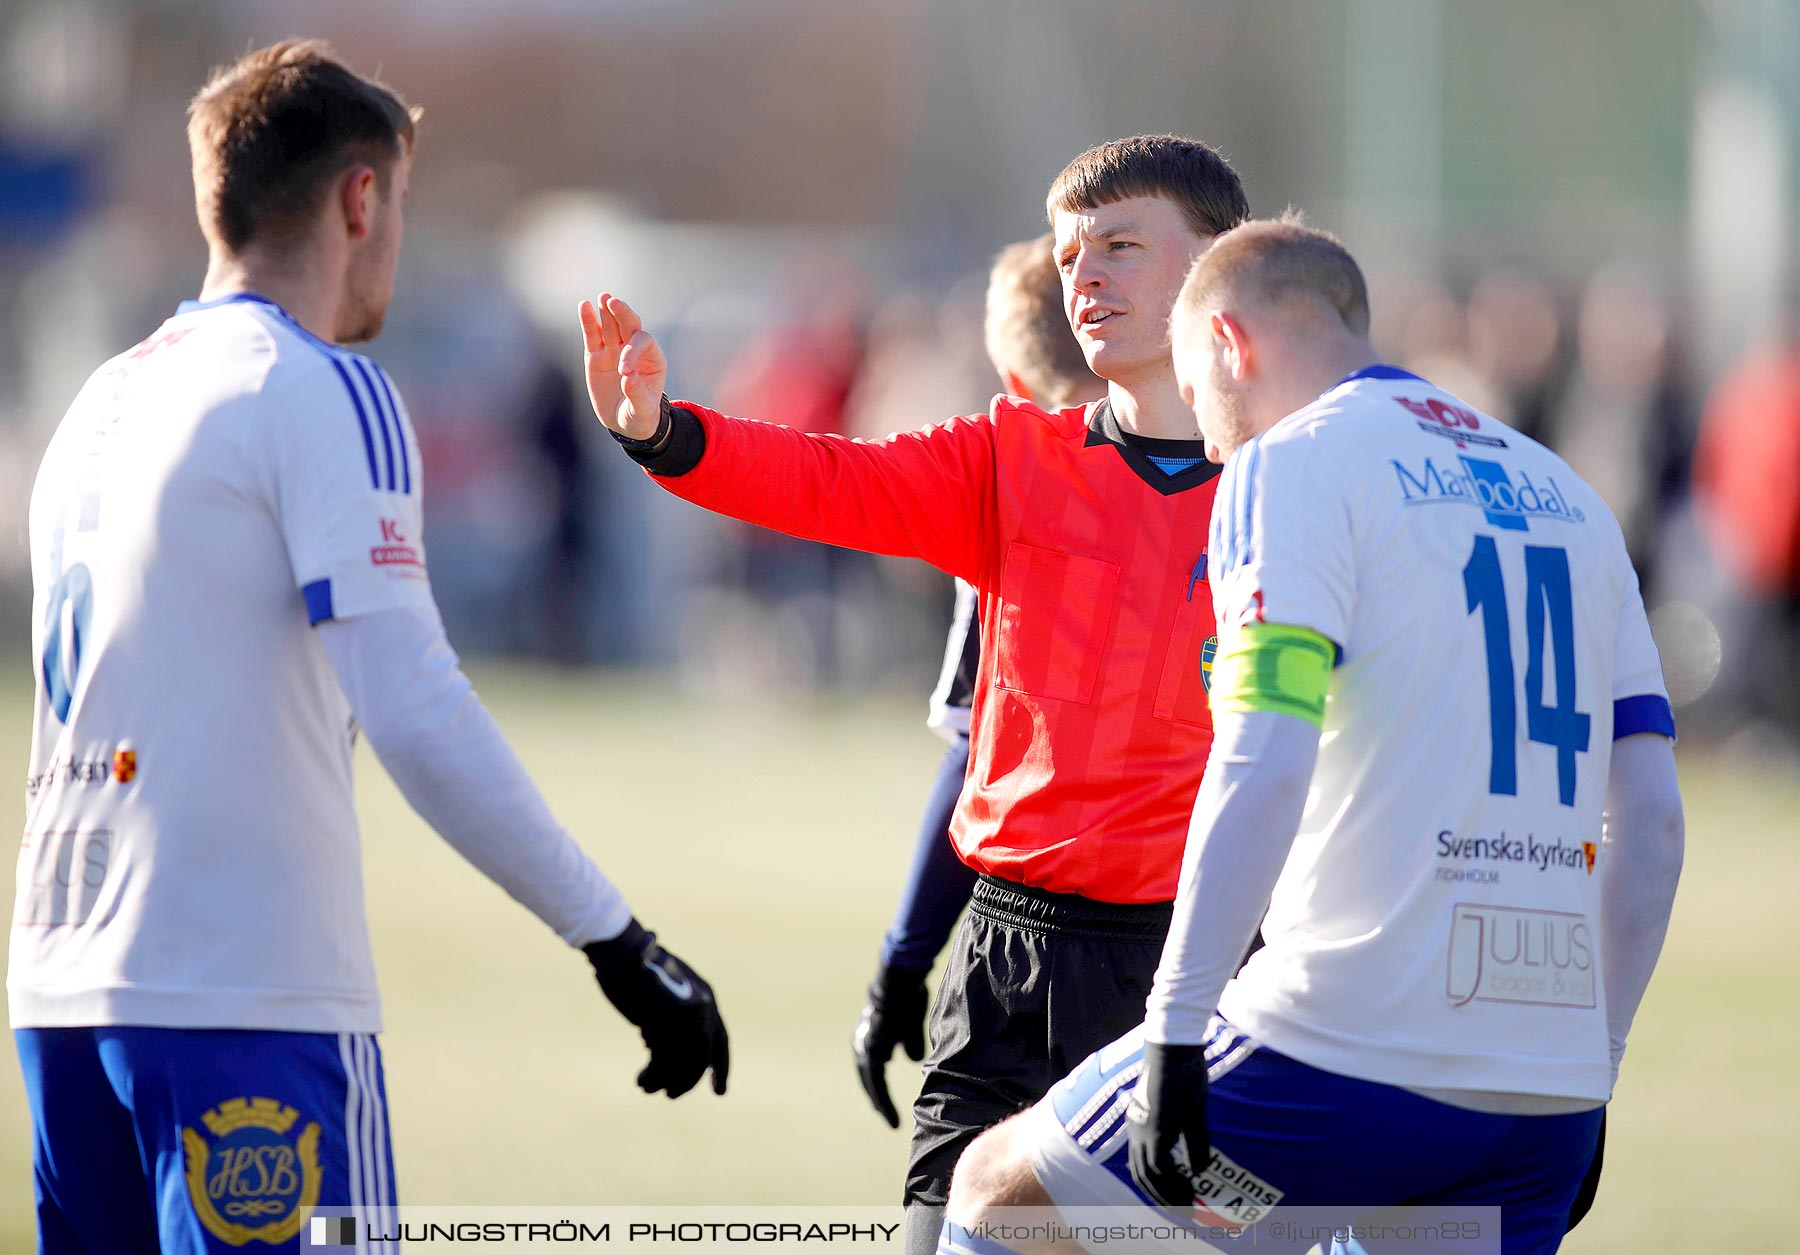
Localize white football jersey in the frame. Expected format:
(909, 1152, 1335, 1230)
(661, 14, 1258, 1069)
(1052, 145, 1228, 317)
(926, 579, 979, 742)
(1210, 365, 1673, 1101)
(11, 294, 434, 1033)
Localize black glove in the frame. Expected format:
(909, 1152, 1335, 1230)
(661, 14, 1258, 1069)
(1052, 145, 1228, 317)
(1127, 1041, 1210, 1211)
(584, 920, 729, 1098)
(1565, 1108, 1606, 1232)
(851, 964, 930, 1128)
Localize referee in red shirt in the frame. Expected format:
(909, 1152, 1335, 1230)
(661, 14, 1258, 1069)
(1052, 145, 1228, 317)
(849, 235, 1108, 1137)
(581, 135, 1247, 1254)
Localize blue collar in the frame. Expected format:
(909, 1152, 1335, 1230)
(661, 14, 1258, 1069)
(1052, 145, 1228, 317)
(176, 291, 283, 316)
(1335, 363, 1424, 386)
(175, 291, 342, 353)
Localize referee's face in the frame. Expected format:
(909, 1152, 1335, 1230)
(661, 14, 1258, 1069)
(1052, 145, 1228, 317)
(1054, 195, 1213, 386)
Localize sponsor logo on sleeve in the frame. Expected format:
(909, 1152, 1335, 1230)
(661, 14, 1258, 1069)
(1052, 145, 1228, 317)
(183, 1097, 322, 1246)
(370, 518, 424, 574)
(1446, 903, 1596, 1009)
(1392, 455, 1585, 531)
(1225, 588, 1266, 629)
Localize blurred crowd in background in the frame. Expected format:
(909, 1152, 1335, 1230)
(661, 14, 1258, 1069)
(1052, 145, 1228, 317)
(2, 0, 1797, 755)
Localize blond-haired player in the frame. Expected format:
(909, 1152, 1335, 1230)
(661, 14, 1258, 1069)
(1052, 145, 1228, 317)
(942, 221, 1683, 1255)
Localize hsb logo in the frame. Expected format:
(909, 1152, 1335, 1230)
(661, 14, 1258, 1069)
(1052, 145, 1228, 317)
(182, 1098, 321, 1246)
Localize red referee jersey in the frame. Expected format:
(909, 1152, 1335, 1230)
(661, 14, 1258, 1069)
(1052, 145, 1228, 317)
(653, 396, 1220, 904)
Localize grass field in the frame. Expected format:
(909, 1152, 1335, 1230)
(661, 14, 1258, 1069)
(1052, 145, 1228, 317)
(0, 660, 1795, 1252)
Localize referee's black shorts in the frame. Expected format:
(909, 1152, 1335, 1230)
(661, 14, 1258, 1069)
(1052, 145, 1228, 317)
(904, 873, 1173, 1209)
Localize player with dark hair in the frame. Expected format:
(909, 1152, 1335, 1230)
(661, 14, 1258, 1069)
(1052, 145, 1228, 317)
(13, 41, 725, 1255)
(583, 134, 1249, 1255)
(943, 219, 1683, 1255)
(852, 235, 1104, 1130)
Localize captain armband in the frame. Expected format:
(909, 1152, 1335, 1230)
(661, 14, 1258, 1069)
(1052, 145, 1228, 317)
(1208, 622, 1336, 728)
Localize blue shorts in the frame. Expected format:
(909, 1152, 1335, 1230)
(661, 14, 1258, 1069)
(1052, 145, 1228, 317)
(1026, 1022, 1602, 1255)
(15, 1026, 397, 1255)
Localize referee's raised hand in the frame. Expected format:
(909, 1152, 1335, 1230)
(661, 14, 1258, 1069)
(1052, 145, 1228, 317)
(579, 293, 668, 441)
(584, 920, 729, 1098)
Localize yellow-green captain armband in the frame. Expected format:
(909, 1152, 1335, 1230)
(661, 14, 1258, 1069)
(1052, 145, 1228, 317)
(1208, 622, 1337, 727)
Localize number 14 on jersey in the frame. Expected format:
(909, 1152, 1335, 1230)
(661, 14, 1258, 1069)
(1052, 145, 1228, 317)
(1463, 536, 1592, 806)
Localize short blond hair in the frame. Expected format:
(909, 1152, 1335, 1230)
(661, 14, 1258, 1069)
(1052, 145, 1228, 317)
(984, 235, 1095, 408)
(188, 39, 419, 252)
(1178, 214, 1370, 336)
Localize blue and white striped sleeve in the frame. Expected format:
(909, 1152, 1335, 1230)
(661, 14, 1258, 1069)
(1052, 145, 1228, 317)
(1210, 424, 1354, 656)
(268, 352, 432, 626)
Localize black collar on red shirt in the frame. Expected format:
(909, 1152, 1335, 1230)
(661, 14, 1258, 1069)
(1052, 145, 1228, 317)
(1084, 398, 1221, 495)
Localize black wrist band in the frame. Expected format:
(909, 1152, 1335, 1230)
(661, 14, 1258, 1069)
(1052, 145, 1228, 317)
(609, 398, 674, 452)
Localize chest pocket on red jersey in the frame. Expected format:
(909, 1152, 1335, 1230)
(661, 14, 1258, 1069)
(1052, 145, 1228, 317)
(992, 542, 1122, 705)
(1153, 556, 1217, 728)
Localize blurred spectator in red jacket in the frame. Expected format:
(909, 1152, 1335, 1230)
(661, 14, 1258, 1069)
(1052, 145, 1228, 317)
(1694, 330, 1800, 738)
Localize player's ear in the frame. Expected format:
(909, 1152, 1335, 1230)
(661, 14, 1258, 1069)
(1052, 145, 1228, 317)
(339, 166, 378, 240)
(1213, 312, 1251, 383)
(1004, 370, 1035, 403)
